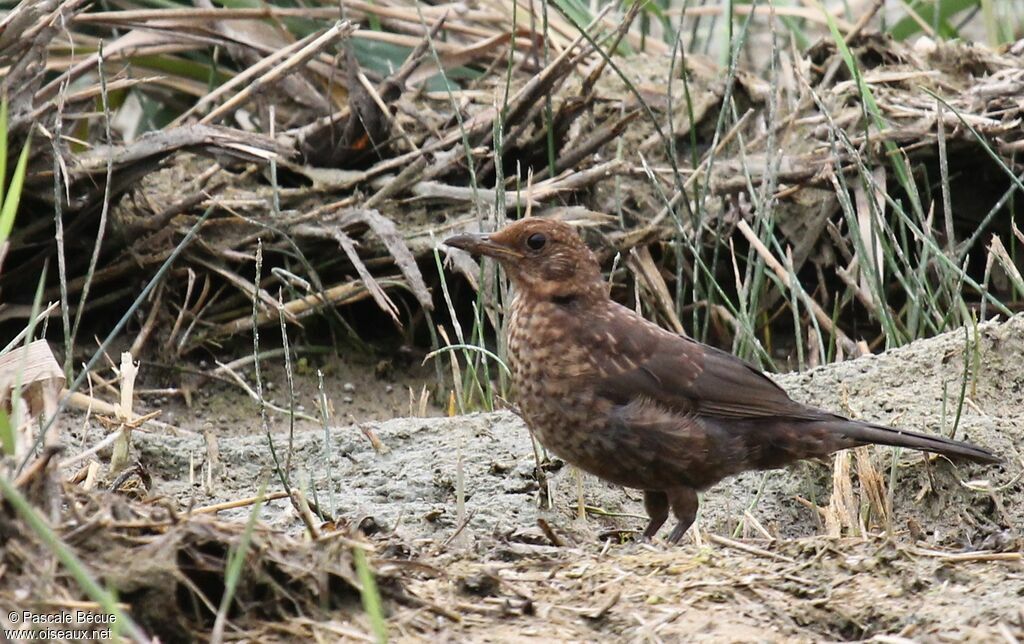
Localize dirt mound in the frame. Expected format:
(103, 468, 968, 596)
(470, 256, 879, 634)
(7, 317, 1022, 642)
(128, 316, 1023, 550)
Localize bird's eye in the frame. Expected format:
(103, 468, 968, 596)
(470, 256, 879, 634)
(526, 233, 547, 251)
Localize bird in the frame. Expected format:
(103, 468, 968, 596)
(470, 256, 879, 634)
(444, 218, 1000, 543)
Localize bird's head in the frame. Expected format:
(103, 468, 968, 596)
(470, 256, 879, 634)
(444, 219, 606, 303)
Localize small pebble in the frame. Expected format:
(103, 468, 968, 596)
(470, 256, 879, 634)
(343, 382, 356, 393)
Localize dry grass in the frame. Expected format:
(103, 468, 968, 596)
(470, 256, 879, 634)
(2, 1, 1022, 371)
(2, 2, 1024, 641)
(3, 468, 1021, 641)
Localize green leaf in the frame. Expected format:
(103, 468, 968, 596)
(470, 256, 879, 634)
(363, 0, 383, 32)
(131, 54, 232, 84)
(353, 39, 413, 79)
(888, 0, 978, 41)
(552, 0, 634, 55)
(550, 0, 595, 32)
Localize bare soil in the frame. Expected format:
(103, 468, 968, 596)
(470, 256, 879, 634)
(57, 315, 1024, 641)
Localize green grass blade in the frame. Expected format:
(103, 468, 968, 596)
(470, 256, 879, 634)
(211, 479, 267, 644)
(0, 95, 8, 210)
(0, 409, 12, 456)
(354, 545, 388, 643)
(0, 126, 30, 242)
(423, 344, 512, 376)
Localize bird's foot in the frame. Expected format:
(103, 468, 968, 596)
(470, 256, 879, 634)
(666, 517, 696, 544)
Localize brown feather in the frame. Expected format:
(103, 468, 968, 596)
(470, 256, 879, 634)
(444, 219, 1001, 543)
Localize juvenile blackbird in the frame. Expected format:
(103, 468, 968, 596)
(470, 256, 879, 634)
(444, 219, 1000, 543)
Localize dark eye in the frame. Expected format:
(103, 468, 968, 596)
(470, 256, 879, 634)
(526, 233, 547, 251)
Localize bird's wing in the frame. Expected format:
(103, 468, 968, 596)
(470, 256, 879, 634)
(585, 303, 826, 421)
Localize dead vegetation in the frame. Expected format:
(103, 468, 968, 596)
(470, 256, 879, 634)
(2, 0, 1024, 642)
(2, 1, 1023, 360)
(7, 471, 1019, 642)
(3, 476, 461, 642)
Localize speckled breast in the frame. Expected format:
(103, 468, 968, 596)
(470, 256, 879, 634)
(509, 298, 595, 435)
(507, 296, 653, 487)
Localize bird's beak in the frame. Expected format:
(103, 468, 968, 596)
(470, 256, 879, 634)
(443, 232, 523, 259)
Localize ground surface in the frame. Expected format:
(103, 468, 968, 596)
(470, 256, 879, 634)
(64, 316, 1024, 641)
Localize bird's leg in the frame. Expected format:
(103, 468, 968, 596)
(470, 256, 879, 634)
(665, 487, 699, 544)
(642, 490, 669, 539)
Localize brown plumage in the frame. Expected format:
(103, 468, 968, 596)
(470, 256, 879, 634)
(444, 219, 1000, 543)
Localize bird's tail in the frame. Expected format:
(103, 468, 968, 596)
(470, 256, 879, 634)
(823, 419, 1001, 464)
